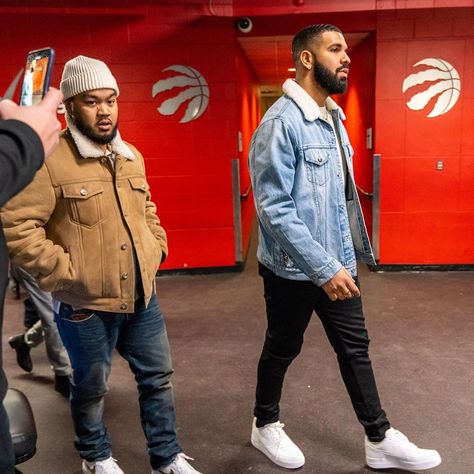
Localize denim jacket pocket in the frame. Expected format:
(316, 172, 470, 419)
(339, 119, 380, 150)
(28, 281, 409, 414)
(303, 148, 330, 185)
(343, 143, 354, 168)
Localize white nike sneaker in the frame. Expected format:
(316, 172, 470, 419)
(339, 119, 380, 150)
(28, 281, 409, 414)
(82, 456, 125, 474)
(365, 427, 442, 471)
(153, 453, 202, 473)
(251, 417, 305, 469)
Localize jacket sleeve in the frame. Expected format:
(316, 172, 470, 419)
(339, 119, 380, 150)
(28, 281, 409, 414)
(0, 163, 74, 292)
(130, 146, 168, 262)
(249, 118, 342, 286)
(0, 120, 44, 207)
(144, 184, 168, 262)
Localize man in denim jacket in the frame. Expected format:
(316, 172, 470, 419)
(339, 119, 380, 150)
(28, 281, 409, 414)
(249, 24, 441, 472)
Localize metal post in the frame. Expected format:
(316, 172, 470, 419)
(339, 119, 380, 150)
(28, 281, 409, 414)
(231, 159, 243, 263)
(372, 154, 381, 261)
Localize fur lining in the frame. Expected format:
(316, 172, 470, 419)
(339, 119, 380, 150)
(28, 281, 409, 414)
(282, 79, 346, 122)
(65, 113, 135, 160)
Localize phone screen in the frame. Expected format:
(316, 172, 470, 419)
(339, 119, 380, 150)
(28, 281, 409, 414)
(20, 48, 55, 106)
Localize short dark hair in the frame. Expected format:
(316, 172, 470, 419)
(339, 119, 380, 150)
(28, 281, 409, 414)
(291, 24, 342, 63)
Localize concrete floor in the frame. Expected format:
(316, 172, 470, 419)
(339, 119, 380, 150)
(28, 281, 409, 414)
(2, 242, 474, 474)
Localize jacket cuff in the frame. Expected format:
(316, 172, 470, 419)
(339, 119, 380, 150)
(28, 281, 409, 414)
(310, 258, 343, 287)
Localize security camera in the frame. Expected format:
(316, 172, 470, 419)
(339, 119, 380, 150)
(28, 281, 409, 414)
(236, 17, 253, 33)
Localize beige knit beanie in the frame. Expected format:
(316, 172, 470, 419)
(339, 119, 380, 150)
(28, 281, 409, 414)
(60, 55, 119, 100)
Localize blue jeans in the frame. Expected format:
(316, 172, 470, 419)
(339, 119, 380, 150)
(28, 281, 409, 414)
(55, 294, 181, 469)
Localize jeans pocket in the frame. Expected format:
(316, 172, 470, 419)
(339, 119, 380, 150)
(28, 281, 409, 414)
(59, 305, 96, 323)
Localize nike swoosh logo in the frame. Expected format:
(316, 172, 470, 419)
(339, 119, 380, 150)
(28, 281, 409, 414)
(0, 69, 24, 101)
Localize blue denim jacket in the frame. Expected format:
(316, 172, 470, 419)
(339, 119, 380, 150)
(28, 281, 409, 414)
(249, 79, 375, 286)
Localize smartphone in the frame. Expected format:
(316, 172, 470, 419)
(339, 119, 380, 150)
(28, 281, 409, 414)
(19, 47, 55, 106)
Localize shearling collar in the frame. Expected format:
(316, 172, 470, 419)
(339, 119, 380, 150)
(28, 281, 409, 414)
(65, 113, 135, 160)
(282, 78, 346, 122)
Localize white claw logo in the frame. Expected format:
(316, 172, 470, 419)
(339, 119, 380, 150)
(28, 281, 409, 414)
(152, 65, 209, 123)
(402, 58, 461, 118)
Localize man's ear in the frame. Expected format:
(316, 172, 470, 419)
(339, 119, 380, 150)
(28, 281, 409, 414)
(300, 50, 313, 71)
(65, 99, 74, 119)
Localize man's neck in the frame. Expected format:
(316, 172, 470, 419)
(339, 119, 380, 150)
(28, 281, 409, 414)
(295, 75, 328, 107)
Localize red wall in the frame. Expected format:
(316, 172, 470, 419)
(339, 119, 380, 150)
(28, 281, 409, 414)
(375, 7, 474, 264)
(0, 4, 260, 270)
(235, 44, 260, 257)
(337, 34, 376, 238)
(2, 2, 472, 268)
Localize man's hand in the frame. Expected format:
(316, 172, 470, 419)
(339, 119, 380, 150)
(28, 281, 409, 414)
(0, 87, 63, 158)
(322, 267, 360, 301)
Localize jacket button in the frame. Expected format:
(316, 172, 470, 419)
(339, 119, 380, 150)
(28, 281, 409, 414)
(121, 272, 128, 280)
(80, 188, 88, 196)
(121, 243, 127, 250)
(120, 303, 128, 310)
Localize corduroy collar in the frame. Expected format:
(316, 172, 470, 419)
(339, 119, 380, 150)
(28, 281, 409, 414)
(65, 113, 135, 160)
(282, 78, 346, 122)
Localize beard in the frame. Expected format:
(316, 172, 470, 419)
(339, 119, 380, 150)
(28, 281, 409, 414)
(74, 115, 118, 145)
(313, 58, 348, 95)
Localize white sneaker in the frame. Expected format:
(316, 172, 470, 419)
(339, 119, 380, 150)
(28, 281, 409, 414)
(82, 456, 125, 474)
(251, 418, 305, 469)
(153, 453, 202, 474)
(365, 428, 442, 471)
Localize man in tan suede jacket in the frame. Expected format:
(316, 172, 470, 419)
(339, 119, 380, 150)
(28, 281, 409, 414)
(1, 56, 201, 474)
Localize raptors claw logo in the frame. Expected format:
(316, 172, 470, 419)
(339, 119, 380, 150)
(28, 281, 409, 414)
(152, 65, 209, 124)
(402, 58, 461, 118)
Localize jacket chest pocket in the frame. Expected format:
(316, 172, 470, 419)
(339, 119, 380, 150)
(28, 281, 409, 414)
(303, 148, 330, 185)
(61, 182, 104, 228)
(128, 176, 148, 216)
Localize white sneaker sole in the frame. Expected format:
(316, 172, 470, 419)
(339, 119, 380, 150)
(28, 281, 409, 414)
(367, 452, 442, 471)
(251, 436, 305, 469)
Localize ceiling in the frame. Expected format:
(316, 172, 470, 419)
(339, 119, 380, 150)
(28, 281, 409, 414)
(237, 32, 370, 95)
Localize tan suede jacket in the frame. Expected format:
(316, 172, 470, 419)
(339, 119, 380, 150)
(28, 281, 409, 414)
(1, 129, 167, 313)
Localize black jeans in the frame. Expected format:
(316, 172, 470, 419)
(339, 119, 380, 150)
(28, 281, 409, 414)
(254, 263, 390, 441)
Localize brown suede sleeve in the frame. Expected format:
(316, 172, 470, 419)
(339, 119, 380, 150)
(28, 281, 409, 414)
(127, 142, 168, 262)
(0, 163, 74, 292)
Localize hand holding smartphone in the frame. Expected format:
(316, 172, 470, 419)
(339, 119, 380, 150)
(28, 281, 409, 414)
(19, 48, 55, 106)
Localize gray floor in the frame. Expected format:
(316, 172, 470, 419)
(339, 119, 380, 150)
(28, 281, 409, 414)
(2, 238, 474, 473)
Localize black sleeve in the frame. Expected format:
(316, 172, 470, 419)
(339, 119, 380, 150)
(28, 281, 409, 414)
(0, 119, 45, 207)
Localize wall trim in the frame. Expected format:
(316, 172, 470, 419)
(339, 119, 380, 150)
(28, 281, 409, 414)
(369, 264, 474, 272)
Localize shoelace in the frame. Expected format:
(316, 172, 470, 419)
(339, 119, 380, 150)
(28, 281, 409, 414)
(388, 430, 418, 449)
(175, 453, 195, 464)
(269, 422, 285, 431)
(158, 453, 196, 473)
(264, 422, 286, 443)
(96, 457, 122, 473)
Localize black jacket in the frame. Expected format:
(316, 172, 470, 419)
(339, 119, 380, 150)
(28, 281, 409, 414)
(0, 119, 43, 411)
